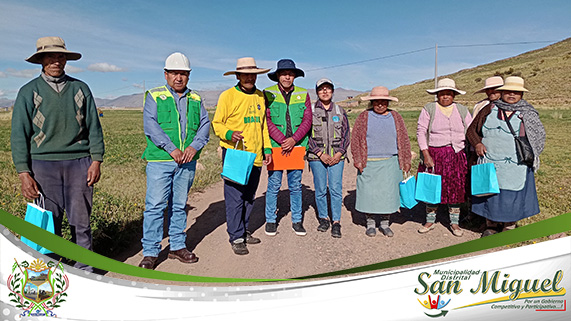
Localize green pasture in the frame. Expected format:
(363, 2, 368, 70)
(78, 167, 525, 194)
(0, 108, 569, 257)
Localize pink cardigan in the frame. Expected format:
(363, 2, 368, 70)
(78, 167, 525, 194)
(351, 109, 412, 170)
(416, 103, 472, 152)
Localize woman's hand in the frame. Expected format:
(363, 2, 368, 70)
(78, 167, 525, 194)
(403, 163, 412, 173)
(475, 143, 487, 157)
(354, 162, 365, 173)
(422, 150, 434, 168)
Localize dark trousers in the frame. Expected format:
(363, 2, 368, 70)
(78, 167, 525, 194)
(222, 148, 262, 243)
(31, 157, 93, 270)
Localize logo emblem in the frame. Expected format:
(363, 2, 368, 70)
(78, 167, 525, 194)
(418, 295, 451, 318)
(7, 258, 69, 318)
(159, 94, 167, 100)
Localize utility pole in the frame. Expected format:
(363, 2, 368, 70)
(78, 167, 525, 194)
(434, 43, 438, 100)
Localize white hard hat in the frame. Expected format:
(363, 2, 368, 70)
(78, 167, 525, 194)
(164, 52, 191, 71)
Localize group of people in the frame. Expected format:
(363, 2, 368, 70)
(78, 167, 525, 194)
(11, 36, 545, 271)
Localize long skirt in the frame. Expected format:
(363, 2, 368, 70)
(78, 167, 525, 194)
(472, 167, 539, 222)
(356, 156, 401, 214)
(418, 146, 467, 204)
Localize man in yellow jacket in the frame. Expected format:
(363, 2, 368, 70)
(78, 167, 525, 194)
(212, 57, 272, 255)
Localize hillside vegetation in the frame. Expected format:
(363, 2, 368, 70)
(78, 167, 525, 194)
(352, 37, 571, 109)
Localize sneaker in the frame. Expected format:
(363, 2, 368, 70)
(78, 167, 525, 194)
(292, 222, 307, 236)
(231, 239, 249, 255)
(365, 226, 376, 237)
(331, 223, 342, 238)
(317, 218, 330, 232)
(245, 231, 261, 244)
(265, 222, 277, 236)
(379, 226, 394, 237)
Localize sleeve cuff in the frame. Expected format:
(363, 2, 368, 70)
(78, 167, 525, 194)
(264, 148, 272, 155)
(225, 130, 234, 141)
(91, 154, 104, 162)
(164, 143, 177, 155)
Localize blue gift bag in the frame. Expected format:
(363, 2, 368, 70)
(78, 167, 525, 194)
(471, 158, 500, 197)
(21, 194, 54, 254)
(221, 141, 256, 185)
(399, 173, 418, 209)
(415, 171, 442, 204)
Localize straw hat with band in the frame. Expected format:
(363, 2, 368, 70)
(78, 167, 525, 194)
(474, 76, 504, 94)
(267, 59, 304, 82)
(496, 76, 528, 92)
(361, 86, 398, 102)
(223, 57, 270, 76)
(426, 78, 466, 95)
(26, 36, 82, 64)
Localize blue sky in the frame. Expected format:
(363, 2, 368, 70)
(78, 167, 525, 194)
(1, 0, 570, 100)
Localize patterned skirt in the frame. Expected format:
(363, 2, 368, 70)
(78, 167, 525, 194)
(418, 146, 467, 204)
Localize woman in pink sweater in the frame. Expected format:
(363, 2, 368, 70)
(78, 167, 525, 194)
(416, 78, 472, 237)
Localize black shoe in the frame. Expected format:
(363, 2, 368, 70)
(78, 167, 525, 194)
(317, 218, 330, 232)
(265, 222, 277, 236)
(138, 256, 158, 269)
(246, 231, 261, 244)
(231, 240, 249, 255)
(331, 223, 342, 238)
(365, 226, 376, 237)
(292, 222, 307, 236)
(379, 226, 394, 237)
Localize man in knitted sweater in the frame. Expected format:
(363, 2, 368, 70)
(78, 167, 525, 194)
(11, 37, 105, 271)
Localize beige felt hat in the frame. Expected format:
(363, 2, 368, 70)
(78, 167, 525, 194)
(223, 57, 270, 76)
(496, 76, 529, 92)
(474, 76, 504, 94)
(360, 86, 398, 102)
(26, 36, 82, 64)
(426, 78, 466, 95)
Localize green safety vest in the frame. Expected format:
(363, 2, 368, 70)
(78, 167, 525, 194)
(264, 84, 309, 147)
(142, 86, 202, 161)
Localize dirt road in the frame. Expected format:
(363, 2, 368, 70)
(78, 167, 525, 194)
(108, 157, 482, 281)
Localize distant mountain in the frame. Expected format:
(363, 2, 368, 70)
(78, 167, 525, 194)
(0, 98, 14, 108)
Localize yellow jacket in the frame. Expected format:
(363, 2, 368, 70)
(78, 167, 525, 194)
(213, 86, 272, 166)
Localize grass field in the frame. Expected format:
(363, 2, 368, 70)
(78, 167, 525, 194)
(1, 108, 569, 257)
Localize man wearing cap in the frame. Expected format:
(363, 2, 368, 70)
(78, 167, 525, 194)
(212, 57, 272, 255)
(11, 36, 104, 271)
(139, 52, 210, 269)
(263, 59, 312, 236)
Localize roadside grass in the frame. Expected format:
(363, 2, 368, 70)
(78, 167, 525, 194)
(1, 107, 568, 258)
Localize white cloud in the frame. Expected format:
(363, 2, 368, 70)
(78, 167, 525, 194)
(6, 68, 40, 78)
(88, 63, 126, 72)
(132, 83, 144, 89)
(65, 65, 84, 73)
(0, 71, 6, 78)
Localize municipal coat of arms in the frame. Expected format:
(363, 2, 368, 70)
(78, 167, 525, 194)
(7, 258, 69, 317)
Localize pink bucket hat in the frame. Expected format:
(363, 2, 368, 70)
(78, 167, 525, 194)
(474, 76, 504, 94)
(360, 86, 398, 102)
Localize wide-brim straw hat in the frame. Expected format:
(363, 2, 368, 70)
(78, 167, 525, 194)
(267, 59, 305, 82)
(496, 76, 529, 92)
(223, 57, 270, 76)
(426, 78, 466, 95)
(26, 36, 82, 64)
(360, 86, 398, 102)
(474, 76, 504, 94)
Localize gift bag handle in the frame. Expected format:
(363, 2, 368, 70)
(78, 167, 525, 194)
(34, 193, 46, 209)
(234, 139, 245, 151)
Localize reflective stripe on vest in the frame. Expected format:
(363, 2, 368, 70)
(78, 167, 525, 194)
(264, 84, 308, 147)
(142, 86, 202, 161)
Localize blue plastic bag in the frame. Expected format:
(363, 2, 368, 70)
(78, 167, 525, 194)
(415, 171, 442, 204)
(471, 158, 500, 197)
(399, 173, 418, 209)
(221, 141, 256, 185)
(21, 194, 54, 254)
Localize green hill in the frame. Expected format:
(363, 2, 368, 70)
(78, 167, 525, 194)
(352, 37, 571, 110)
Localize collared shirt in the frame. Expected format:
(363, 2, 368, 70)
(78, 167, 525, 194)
(143, 84, 210, 154)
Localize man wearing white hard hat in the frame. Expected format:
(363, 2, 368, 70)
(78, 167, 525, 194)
(11, 36, 104, 271)
(139, 52, 210, 269)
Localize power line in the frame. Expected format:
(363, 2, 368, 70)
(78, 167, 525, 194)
(439, 40, 555, 49)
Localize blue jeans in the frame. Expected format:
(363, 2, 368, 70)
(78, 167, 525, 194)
(265, 169, 303, 223)
(142, 161, 196, 257)
(309, 160, 344, 222)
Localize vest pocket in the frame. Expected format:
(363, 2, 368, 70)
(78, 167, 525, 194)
(158, 111, 171, 124)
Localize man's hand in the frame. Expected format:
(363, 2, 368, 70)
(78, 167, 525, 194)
(87, 161, 101, 186)
(231, 131, 244, 143)
(475, 143, 487, 157)
(182, 146, 197, 163)
(263, 153, 272, 166)
(170, 149, 184, 164)
(18, 172, 40, 200)
(281, 137, 296, 153)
